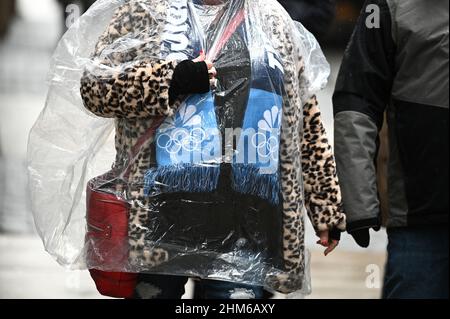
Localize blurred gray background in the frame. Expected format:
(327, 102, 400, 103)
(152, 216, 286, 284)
(0, 0, 387, 299)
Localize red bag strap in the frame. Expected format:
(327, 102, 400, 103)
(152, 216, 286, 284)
(121, 116, 165, 180)
(208, 9, 246, 61)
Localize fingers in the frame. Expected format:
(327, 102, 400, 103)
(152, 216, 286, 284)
(207, 63, 217, 89)
(209, 66, 217, 78)
(193, 50, 206, 62)
(324, 240, 339, 256)
(318, 231, 329, 247)
(210, 78, 218, 89)
(205, 60, 214, 70)
(317, 230, 339, 256)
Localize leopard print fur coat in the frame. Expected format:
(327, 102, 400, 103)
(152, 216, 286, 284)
(80, 0, 346, 294)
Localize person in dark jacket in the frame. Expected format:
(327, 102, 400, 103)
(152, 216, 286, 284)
(333, 0, 449, 299)
(278, 0, 336, 38)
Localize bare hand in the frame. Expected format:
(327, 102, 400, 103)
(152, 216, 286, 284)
(317, 230, 339, 256)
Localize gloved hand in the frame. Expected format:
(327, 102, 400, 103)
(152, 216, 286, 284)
(349, 225, 381, 248)
(169, 52, 217, 104)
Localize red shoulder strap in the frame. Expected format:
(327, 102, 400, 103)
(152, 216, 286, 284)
(122, 116, 165, 180)
(208, 9, 246, 61)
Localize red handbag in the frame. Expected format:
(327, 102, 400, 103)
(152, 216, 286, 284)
(85, 175, 137, 299)
(85, 118, 164, 299)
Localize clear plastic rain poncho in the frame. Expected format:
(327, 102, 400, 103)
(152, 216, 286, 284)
(28, 0, 330, 295)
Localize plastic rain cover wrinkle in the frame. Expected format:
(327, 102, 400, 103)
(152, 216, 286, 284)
(27, 0, 329, 295)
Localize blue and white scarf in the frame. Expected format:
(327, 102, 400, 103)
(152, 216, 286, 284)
(144, 0, 284, 206)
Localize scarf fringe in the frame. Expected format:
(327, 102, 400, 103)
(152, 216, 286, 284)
(144, 164, 280, 205)
(231, 164, 280, 206)
(144, 164, 221, 196)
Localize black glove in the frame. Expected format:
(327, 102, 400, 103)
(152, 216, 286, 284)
(349, 225, 381, 248)
(169, 60, 210, 104)
(349, 228, 370, 248)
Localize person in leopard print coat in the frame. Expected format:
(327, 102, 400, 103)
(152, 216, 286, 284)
(80, 0, 346, 296)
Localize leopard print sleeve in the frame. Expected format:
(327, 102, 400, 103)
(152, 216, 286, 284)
(80, 60, 178, 118)
(301, 95, 346, 233)
(80, 1, 179, 119)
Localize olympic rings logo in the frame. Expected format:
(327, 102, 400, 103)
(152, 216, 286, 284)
(157, 127, 208, 155)
(251, 130, 280, 161)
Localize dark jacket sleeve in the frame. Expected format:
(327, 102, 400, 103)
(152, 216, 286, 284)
(332, 0, 396, 232)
